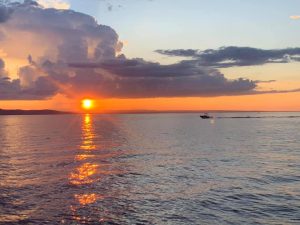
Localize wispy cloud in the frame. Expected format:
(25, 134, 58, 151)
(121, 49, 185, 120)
(290, 15, 300, 20)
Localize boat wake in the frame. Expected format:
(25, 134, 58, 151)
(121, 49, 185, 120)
(216, 116, 300, 119)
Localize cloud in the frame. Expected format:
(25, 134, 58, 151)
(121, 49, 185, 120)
(156, 46, 300, 68)
(290, 15, 300, 20)
(0, 1, 299, 100)
(0, 0, 122, 99)
(67, 58, 259, 98)
(107, 3, 113, 11)
(0, 4, 13, 22)
(0, 56, 59, 99)
(1, 0, 121, 61)
(36, 0, 70, 9)
(0, 58, 9, 78)
(0, 58, 7, 80)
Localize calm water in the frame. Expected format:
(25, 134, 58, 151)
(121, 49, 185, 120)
(0, 113, 299, 224)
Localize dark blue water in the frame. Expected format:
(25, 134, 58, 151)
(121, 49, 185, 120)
(0, 113, 299, 224)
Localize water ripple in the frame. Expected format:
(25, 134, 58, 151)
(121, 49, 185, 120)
(0, 113, 299, 224)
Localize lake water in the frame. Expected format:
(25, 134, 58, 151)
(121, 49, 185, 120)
(0, 113, 299, 224)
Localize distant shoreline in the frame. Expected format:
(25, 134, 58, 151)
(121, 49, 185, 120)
(0, 109, 73, 115)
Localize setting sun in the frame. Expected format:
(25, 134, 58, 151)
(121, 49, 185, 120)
(81, 99, 94, 110)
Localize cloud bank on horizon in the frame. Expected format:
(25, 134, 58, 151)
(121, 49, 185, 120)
(0, 0, 299, 100)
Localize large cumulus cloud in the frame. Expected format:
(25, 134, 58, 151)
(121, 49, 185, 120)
(0, 1, 299, 100)
(0, 0, 121, 99)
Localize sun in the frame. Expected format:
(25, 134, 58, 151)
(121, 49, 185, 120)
(81, 99, 94, 110)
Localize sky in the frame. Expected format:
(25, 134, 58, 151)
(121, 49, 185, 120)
(0, 0, 300, 112)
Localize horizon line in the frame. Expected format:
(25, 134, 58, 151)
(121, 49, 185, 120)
(1, 108, 300, 115)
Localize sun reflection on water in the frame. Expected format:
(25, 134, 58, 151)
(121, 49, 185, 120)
(74, 193, 103, 206)
(68, 114, 127, 222)
(69, 114, 100, 185)
(69, 163, 99, 185)
(75, 154, 94, 161)
(68, 114, 102, 222)
(80, 114, 96, 150)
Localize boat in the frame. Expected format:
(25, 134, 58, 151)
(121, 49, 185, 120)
(200, 113, 213, 119)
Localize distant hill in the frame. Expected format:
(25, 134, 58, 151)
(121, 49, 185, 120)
(0, 109, 73, 115)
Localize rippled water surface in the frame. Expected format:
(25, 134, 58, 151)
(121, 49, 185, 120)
(0, 113, 300, 224)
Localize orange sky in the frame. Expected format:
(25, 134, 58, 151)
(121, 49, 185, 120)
(1, 61, 299, 112)
(2, 62, 300, 112)
(1, 47, 300, 112)
(1, 91, 300, 112)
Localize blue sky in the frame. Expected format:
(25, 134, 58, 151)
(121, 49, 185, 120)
(68, 0, 300, 61)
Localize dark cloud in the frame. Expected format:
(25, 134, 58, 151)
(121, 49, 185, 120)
(0, 3, 13, 22)
(0, 55, 261, 99)
(28, 57, 300, 98)
(156, 47, 300, 67)
(0, 58, 5, 69)
(0, 57, 59, 100)
(0, 58, 8, 78)
(67, 58, 258, 98)
(70, 58, 212, 78)
(0, 77, 59, 100)
(0, 1, 299, 100)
